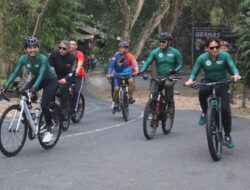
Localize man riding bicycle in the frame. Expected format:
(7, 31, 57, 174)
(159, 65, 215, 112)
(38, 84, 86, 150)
(185, 38, 241, 148)
(0, 37, 58, 143)
(140, 32, 183, 113)
(106, 41, 139, 114)
(48, 40, 75, 111)
(69, 40, 85, 117)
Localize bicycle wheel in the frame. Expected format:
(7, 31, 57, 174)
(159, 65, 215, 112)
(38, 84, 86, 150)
(38, 102, 62, 149)
(143, 99, 158, 140)
(55, 95, 70, 131)
(0, 104, 28, 157)
(121, 91, 129, 121)
(206, 105, 222, 161)
(162, 103, 175, 134)
(71, 94, 85, 123)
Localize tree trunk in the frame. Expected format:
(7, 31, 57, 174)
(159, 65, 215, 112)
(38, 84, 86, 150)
(242, 84, 247, 108)
(117, 0, 145, 41)
(32, 0, 51, 37)
(164, 0, 186, 33)
(131, 4, 170, 59)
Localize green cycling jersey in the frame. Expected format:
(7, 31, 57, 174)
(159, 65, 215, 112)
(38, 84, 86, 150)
(6, 53, 56, 88)
(189, 51, 239, 82)
(141, 46, 183, 76)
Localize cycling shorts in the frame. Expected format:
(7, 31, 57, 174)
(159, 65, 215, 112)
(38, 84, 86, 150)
(113, 75, 134, 87)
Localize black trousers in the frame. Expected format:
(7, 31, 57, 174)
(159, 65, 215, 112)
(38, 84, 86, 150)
(152, 80, 175, 104)
(199, 83, 232, 136)
(25, 78, 57, 126)
(58, 82, 71, 110)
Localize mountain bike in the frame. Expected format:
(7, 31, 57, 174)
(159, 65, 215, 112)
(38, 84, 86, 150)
(111, 75, 132, 121)
(142, 75, 181, 140)
(55, 81, 85, 131)
(189, 79, 234, 161)
(0, 82, 62, 157)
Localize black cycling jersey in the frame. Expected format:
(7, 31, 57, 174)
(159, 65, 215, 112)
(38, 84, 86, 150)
(48, 50, 76, 79)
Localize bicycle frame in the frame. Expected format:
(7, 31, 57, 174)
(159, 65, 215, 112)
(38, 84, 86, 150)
(14, 94, 38, 135)
(207, 86, 223, 134)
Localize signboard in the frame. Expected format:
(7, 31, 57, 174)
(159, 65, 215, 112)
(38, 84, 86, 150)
(193, 27, 238, 54)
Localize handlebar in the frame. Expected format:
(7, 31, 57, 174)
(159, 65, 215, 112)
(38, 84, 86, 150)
(141, 74, 181, 82)
(184, 79, 234, 89)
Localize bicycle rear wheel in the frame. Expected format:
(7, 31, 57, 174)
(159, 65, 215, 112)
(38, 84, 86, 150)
(206, 105, 223, 161)
(38, 102, 62, 149)
(143, 99, 158, 140)
(71, 94, 85, 123)
(162, 103, 175, 134)
(121, 91, 129, 121)
(0, 104, 28, 157)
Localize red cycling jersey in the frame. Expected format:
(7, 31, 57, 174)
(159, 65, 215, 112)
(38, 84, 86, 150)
(73, 50, 85, 77)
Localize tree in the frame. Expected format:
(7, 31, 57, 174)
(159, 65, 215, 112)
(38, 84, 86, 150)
(235, 0, 250, 108)
(117, 0, 145, 41)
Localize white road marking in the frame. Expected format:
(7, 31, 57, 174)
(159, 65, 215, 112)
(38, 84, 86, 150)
(61, 111, 143, 139)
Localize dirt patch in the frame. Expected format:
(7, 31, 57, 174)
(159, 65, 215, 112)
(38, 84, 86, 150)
(91, 88, 250, 120)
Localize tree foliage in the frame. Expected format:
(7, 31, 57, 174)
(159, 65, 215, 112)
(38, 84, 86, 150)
(234, 0, 250, 96)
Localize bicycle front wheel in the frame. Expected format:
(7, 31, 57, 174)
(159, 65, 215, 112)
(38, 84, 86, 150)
(143, 99, 158, 140)
(0, 104, 28, 157)
(38, 102, 62, 149)
(71, 94, 85, 123)
(121, 91, 129, 121)
(206, 105, 223, 161)
(162, 103, 175, 134)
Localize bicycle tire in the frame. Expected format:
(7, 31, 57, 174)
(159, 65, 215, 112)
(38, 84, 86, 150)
(206, 105, 222, 161)
(55, 95, 70, 131)
(61, 109, 70, 131)
(0, 104, 28, 157)
(143, 99, 158, 140)
(162, 103, 175, 134)
(121, 90, 129, 121)
(71, 94, 85, 123)
(38, 102, 62, 149)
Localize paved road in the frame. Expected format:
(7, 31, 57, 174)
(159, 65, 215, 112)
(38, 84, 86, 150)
(0, 87, 250, 190)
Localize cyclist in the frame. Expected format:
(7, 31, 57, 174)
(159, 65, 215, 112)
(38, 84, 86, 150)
(48, 40, 75, 110)
(69, 40, 85, 117)
(219, 40, 229, 52)
(0, 37, 58, 143)
(140, 32, 183, 113)
(185, 38, 241, 148)
(106, 41, 139, 114)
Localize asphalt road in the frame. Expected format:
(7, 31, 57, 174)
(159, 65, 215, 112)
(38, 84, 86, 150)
(0, 88, 250, 190)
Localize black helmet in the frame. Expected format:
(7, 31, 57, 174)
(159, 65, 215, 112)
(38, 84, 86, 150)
(118, 41, 129, 48)
(24, 37, 39, 48)
(158, 32, 172, 41)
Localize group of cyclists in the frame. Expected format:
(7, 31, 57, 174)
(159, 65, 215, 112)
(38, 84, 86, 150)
(0, 37, 85, 143)
(0, 31, 242, 149)
(107, 32, 241, 149)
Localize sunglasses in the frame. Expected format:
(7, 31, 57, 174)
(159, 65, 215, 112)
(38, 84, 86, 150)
(209, 46, 219, 50)
(59, 46, 67, 50)
(159, 40, 167, 44)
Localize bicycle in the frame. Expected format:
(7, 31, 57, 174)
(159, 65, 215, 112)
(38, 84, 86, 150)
(188, 79, 234, 161)
(142, 74, 181, 140)
(55, 81, 85, 131)
(110, 75, 133, 121)
(0, 82, 62, 157)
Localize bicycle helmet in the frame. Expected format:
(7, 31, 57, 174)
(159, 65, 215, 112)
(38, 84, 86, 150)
(220, 40, 229, 46)
(158, 32, 172, 41)
(24, 37, 39, 48)
(118, 41, 129, 48)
